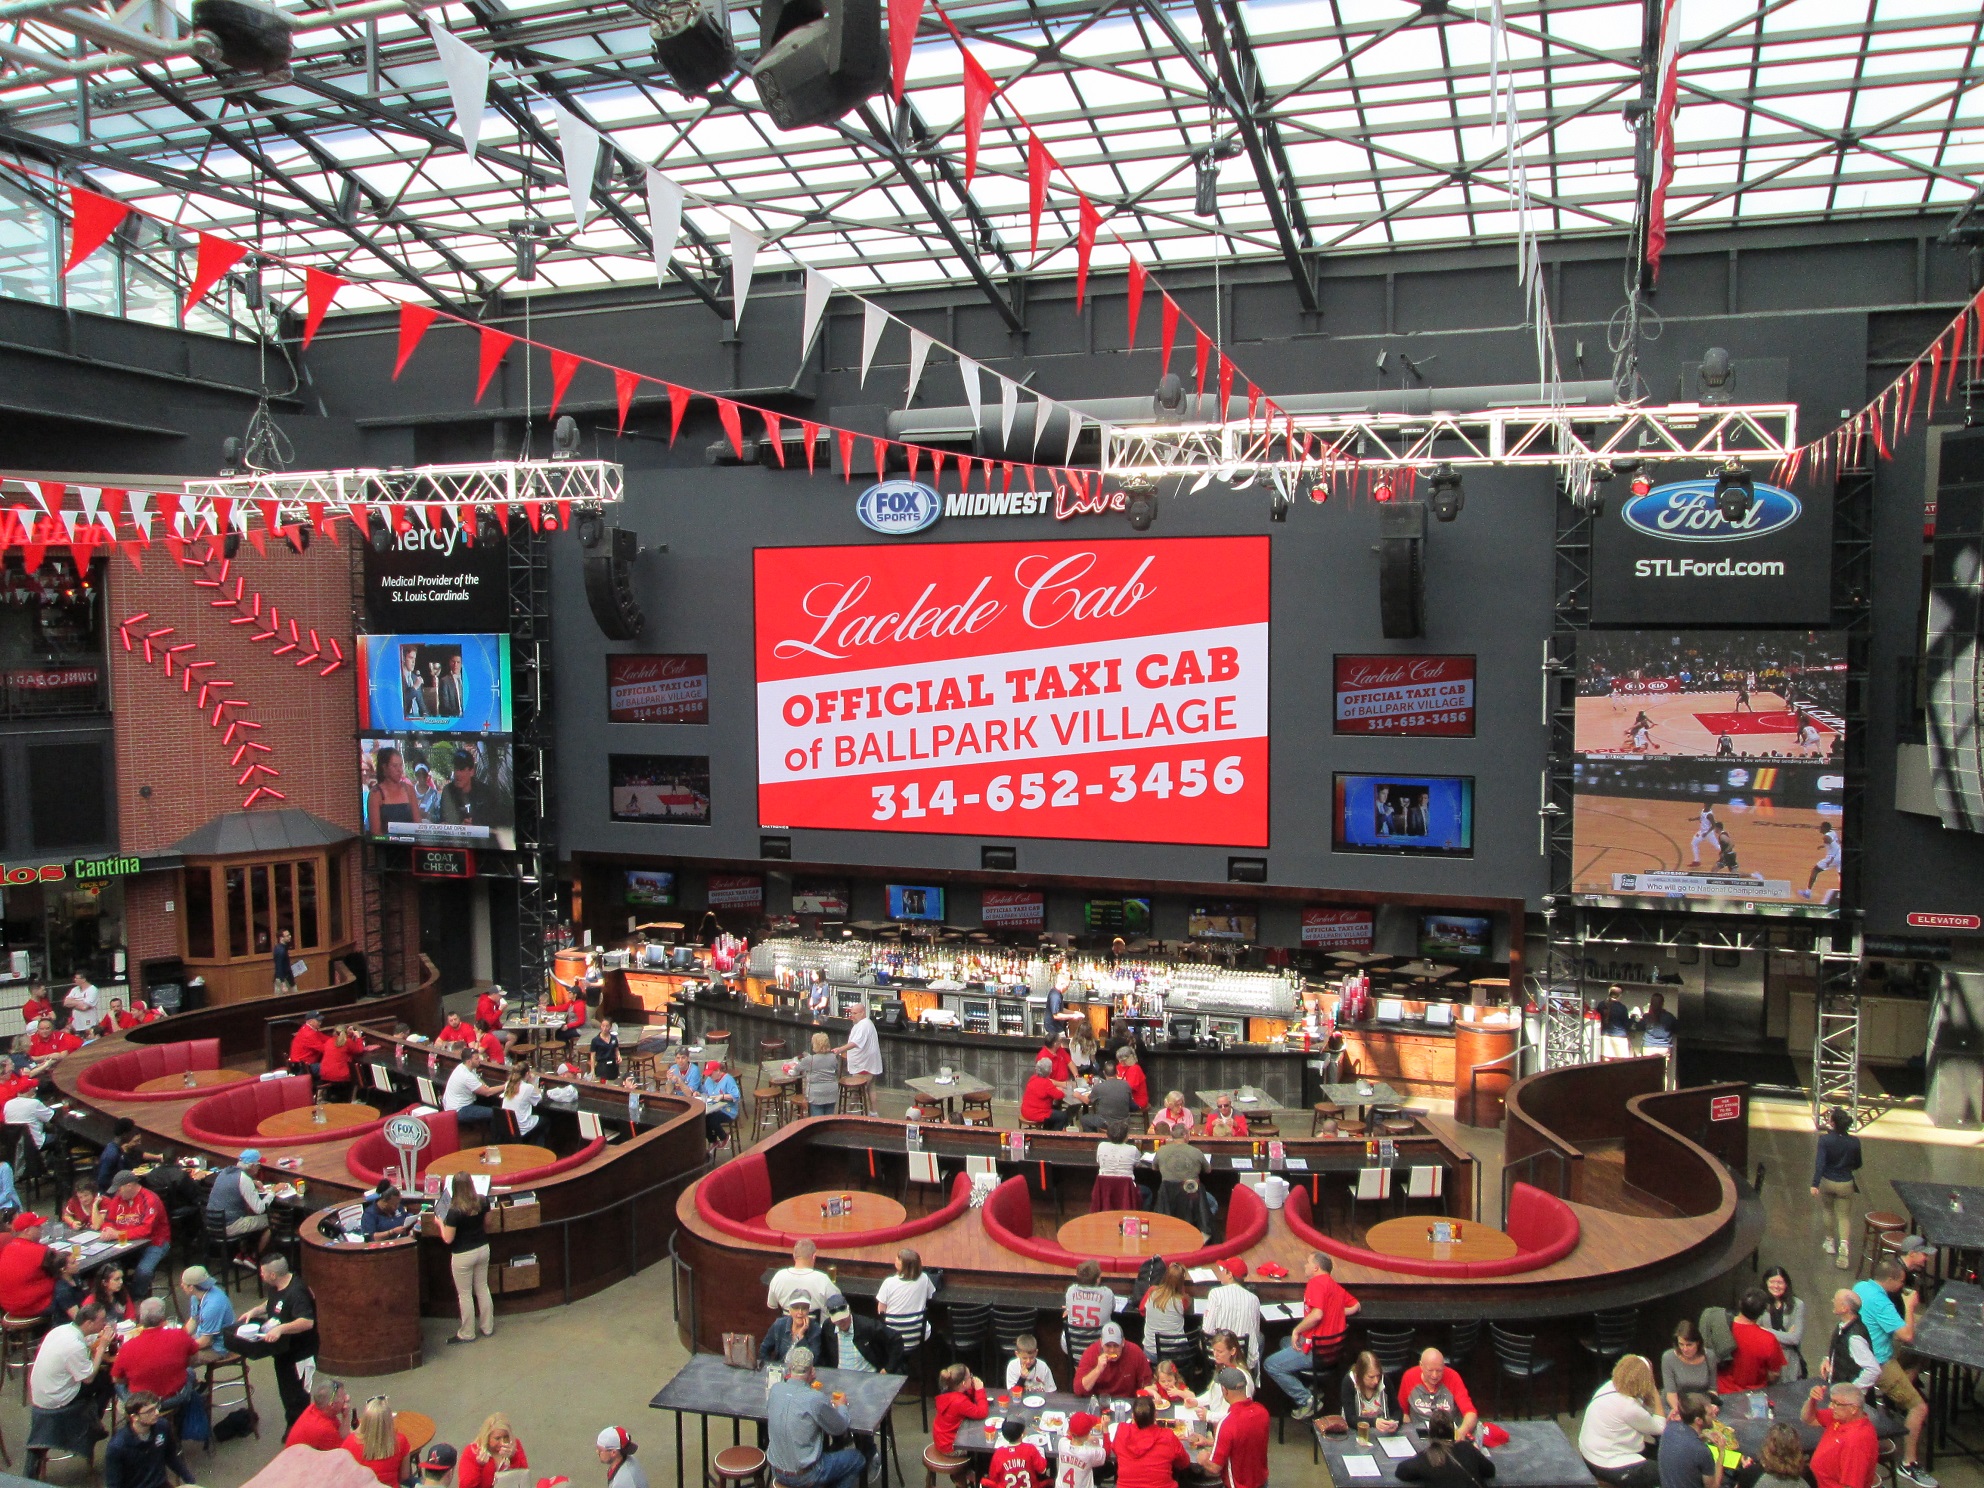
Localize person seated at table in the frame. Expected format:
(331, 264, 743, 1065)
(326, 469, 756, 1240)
(1149, 1092, 1195, 1137)
(989, 1414, 1049, 1488)
(443, 1056, 504, 1128)
(1662, 1320, 1718, 1415)
(434, 1012, 473, 1054)
(0, 1212, 56, 1318)
(1802, 1384, 1877, 1488)
(61, 1175, 105, 1233)
(1145, 1359, 1197, 1407)
(95, 1119, 143, 1193)
(700, 1061, 741, 1152)
(112, 1297, 199, 1416)
(1579, 1354, 1664, 1488)
(1399, 1349, 1477, 1439)
(361, 1184, 420, 1242)
(1113, 1394, 1189, 1488)
(820, 1292, 899, 1374)
(769, 1240, 837, 1314)
(103, 1388, 195, 1488)
(1141, 1263, 1193, 1360)
(1038, 1035, 1074, 1083)
(1089, 1120, 1143, 1212)
(102, 1169, 172, 1300)
(1058, 1412, 1108, 1488)
(498, 1066, 543, 1139)
(474, 986, 506, 1033)
(27, 1017, 79, 1059)
(49, 1248, 85, 1321)
(1077, 1066, 1135, 1134)
(420, 1443, 461, 1488)
(343, 1393, 412, 1487)
(1717, 1288, 1788, 1393)
(1339, 1350, 1399, 1435)
(91, 1263, 139, 1325)
(473, 1021, 510, 1066)
(112, 999, 154, 1033)
(934, 1362, 989, 1455)
(876, 1247, 935, 1344)
(1078, 1321, 1154, 1398)
(1116, 1047, 1150, 1111)
(206, 1149, 272, 1262)
(178, 1266, 235, 1351)
(1752, 1424, 1806, 1488)
(459, 1413, 529, 1488)
(557, 993, 589, 1058)
(1659, 1395, 1727, 1488)
(1063, 1260, 1117, 1354)
(1189, 1366, 1269, 1488)
(1262, 1251, 1359, 1419)
(770, 1347, 866, 1488)
(1151, 1135, 1211, 1233)
(1068, 1022, 1099, 1076)
(661, 1047, 702, 1096)
(286, 1011, 328, 1078)
(1022, 1059, 1074, 1130)
(1396, 1411, 1495, 1488)
(283, 1373, 351, 1451)
(762, 1299, 823, 1366)
(1207, 1093, 1251, 1138)
(320, 1025, 370, 1092)
(1007, 1332, 1055, 1394)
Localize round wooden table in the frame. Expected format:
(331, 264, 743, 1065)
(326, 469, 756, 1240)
(394, 1409, 436, 1457)
(426, 1144, 557, 1182)
(256, 1102, 379, 1138)
(1362, 1215, 1519, 1264)
(1057, 1210, 1205, 1258)
(134, 1069, 253, 1094)
(764, 1191, 908, 1236)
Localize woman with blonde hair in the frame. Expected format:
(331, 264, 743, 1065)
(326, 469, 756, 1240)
(458, 1411, 530, 1488)
(341, 1394, 411, 1486)
(1140, 1262, 1192, 1356)
(1149, 1091, 1195, 1137)
(1577, 1354, 1665, 1487)
(501, 1064, 542, 1137)
(795, 1030, 841, 1117)
(436, 1171, 495, 1343)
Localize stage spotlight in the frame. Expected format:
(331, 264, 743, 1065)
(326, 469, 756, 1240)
(367, 510, 391, 554)
(1307, 480, 1328, 505)
(1269, 488, 1290, 523)
(1698, 347, 1734, 404)
(477, 506, 505, 545)
(632, 0, 736, 95)
(551, 414, 582, 461)
(576, 511, 606, 549)
(1428, 462, 1464, 523)
(219, 437, 242, 476)
(1372, 473, 1395, 503)
(190, 0, 293, 78)
(753, 0, 887, 130)
(1124, 477, 1158, 532)
(1713, 461, 1754, 523)
(1153, 372, 1186, 422)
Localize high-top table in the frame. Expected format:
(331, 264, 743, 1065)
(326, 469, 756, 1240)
(1891, 1182, 1984, 1274)
(1901, 1277, 1984, 1468)
(1317, 1420, 1592, 1488)
(1717, 1380, 1906, 1459)
(649, 1354, 904, 1488)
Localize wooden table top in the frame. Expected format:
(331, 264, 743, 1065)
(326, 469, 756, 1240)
(427, 1144, 557, 1181)
(1057, 1210, 1205, 1258)
(907, 1074, 992, 1099)
(1194, 1088, 1283, 1112)
(765, 1191, 908, 1236)
(1363, 1214, 1519, 1263)
(256, 1102, 379, 1138)
(394, 1410, 436, 1456)
(134, 1069, 253, 1094)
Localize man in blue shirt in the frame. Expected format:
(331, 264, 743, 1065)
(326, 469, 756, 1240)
(1853, 1261, 1934, 1486)
(1657, 1395, 1722, 1488)
(767, 1347, 865, 1488)
(177, 1266, 236, 1352)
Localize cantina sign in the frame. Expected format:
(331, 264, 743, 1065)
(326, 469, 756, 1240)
(754, 538, 1269, 846)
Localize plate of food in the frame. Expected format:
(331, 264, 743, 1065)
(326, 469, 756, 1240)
(1023, 1396, 1047, 1409)
(1038, 1411, 1068, 1432)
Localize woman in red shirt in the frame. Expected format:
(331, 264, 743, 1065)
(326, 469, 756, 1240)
(319, 1027, 369, 1088)
(1117, 1049, 1150, 1111)
(342, 1395, 411, 1487)
(1114, 1396, 1189, 1488)
(458, 1412, 529, 1488)
(90, 1264, 139, 1324)
(933, 1363, 989, 1454)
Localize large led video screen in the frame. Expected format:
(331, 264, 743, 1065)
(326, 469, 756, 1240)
(753, 538, 1270, 846)
(1571, 631, 1847, 915)
(1333, 774, 1474, 856)
(356, 633, 512, 734)
(361, 736, 515, 850)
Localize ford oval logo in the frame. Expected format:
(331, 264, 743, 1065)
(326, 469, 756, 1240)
(1619, 479, 1801, 543)
(855, 480, 943, 536)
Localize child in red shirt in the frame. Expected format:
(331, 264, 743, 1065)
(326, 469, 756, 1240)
(988, 1417, 1049, 1488)
(933, 1363, 989, 1455)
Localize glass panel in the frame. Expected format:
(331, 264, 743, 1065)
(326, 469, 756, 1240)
(328, 851, 345, 944)
(63, 246, 118, 317)
(250, 866, 271, 954)
(297, 859, 319, 949)
(122, 256, 178, 328)
(184, 868, 214, 959)
(28, 741, 108, 849)
(225, 868, 248, 958)
(275, 861, 295, 944)
(0, 181, 54, 307)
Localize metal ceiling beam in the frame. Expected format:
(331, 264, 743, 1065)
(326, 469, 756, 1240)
(891, 100, 1018, 277)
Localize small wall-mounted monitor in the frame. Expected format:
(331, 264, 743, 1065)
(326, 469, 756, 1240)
(1187, 903, 1257, 942)
(1420, 914, 1493, 958)
(886, 884, 946, 921)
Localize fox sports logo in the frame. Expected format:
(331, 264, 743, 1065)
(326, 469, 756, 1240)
(1620, 479, 1801, 543)
(855, 480, 942, 536)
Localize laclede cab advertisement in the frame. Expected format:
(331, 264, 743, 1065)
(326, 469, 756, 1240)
(755, 538, 1269, 845)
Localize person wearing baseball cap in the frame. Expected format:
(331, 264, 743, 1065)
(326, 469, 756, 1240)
(1058, 1412, 1108, 1488)
(596, 1425, 649, 1488)
(1076, 1321, 1153, 1398)
(766, 1351, 863, 1488)
(178, 1265, 235, 1352)
(0, 1212, 54, 1317)
(419, 1442, 459, 1485)
(205, 1149, 272, 1262)
(1191, 1367, 1269, 1488)
(1199, 1257, 1262, 1371)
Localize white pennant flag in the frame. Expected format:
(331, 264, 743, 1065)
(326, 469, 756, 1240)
(60, 510, 83, 542)
(1030, 398, 1053, 457)
(858, 301, 887, 386)
(1064, 410, 1084, 466)
(959, 357, 983, 428)
(729, 220, 761, 328)
(905, 330, 933, 407)
(645, 169, 684, 288)
(10, 506, 35, 543)
(429, 21, 490, 159)
(133, 508, 153, 540)
(801, 269, 834, 360)
(999, 377, 1019, 445)
(77, 487, 100, 518)
(552, 105, 602, 229)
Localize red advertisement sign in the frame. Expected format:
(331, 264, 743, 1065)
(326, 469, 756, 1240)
(755, 538, 1269, 845)
(1301, 908, 1375, 948)
(7, 665, 101, 690)
(981, 890, 1046, 928)
(1334, 655, 1475, 736)
(607, 654, 709, 723)
(707, 873, 764, 909)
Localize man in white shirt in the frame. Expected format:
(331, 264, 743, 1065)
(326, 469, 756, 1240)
(1199, 1258, 1263, 1369)
(5, 1078, 64, 1153)
(767, 1239, 836, 1314)
(833, 1005, 883, 1115)
(442, 1058, 502, 1128)
(64, 973, 101, 1036)
(26, 1300, 112, 1478)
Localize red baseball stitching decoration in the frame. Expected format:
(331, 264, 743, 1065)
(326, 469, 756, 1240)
(118, 610, 286, 808)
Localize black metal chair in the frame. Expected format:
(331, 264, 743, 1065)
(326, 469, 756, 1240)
(1367, 1326, 1418, 1382)
(1577, 1308, 1639, 1393)
(1275, 1333, 1346, 1449)
(200, 1212, 257, 1294)
(1448, 1319, 1482, 1370)
(1489, 1322, 1555, 1418)
(1063, 1321, 1102, 1362)
(943, 1303, 993, 1370)
(883, 1310, 930, 1431)
(990, 1305, 1038, 1379)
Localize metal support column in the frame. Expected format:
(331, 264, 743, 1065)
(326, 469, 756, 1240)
(507, 521, 556, 1006)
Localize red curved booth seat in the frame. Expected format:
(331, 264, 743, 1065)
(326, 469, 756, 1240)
(694, 1152, 975, 1248)
(981, 1175, 1267, 1274)
(76, 1040, 224, 1103)
(181, 1074, 388, 1149)
(343, 1110, 606, 1187)
(1282, 1181, 1579, 1278)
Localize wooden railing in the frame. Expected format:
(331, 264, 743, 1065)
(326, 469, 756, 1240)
(1625, 1084, 1748, 1217)
(125, 954, 441, 1067)
(1503, 1056, 1668, 1204)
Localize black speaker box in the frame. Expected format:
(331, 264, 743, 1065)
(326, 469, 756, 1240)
(582, 527, 644, 640)
(1378, 502, 1427, 639)
(753, 0, 887, 130)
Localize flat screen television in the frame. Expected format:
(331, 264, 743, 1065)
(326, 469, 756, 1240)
(1333, 773, 1474, 856)
(1083, 897, 1152, 935)
(625, 870, 676, 906)
(1420, 913, 1493, 958)
(886, 884, 946, 921)
(360, 735, 516, 850)
(357, 633, 513, 734)
(1187, 903, 1257, 942)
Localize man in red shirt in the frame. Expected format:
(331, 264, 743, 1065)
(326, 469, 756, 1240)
(1717, 1288, 1788, 1393)
(102, 1171, 172, 1300)
(435, 1012, 472, 1052)
(283, 1375, 352, 1451)
(287, 1012, 327, 1077)
(1264, 1251, 1360, 1418)
(27, 1017, 71, 1059)
(0, 1213, 54, 1317)
(1076, 1323, 1154, 1397)
(474, 987, 505, 1032)
(1398, 1349, 1478, 1439)
(1195, 1368, 1269, 1488)
(19, 985, 53, 1026)
(1803, 1382, 1879, 1488)
(1020, 1060, 1072, 1129)
(111, 1297, 199, 1409)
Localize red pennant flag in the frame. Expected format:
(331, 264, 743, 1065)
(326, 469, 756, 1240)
(391, 504, 413, 535)
(246, 529, 267, 558)
(184, 233, 247, 317)
(156, 490, 181, 536)
(1027, 132, 1051, 252)
(837, 429, 856, 480)
(345, 501, 369, 534)
(1246, 383, 1261, 425)
(668, 384, 691, 444)
(1929, 341, 1945, 417)
(1001, 462, 1014, 492)
(801, 421, 821, 472)
(302, 268, 346, 348)
(307, 502, 326, 535)
(426, 503, 446, 532)
(212, 496, 235, 534)
(548, 351, 581, 417)
(1218, 355, 1235, 416)
(64, 186, 130, 275)
(475, 326, 514, 403)
(1160, 295, 1180, 370)
(930, 448, 947, 483)
(871, 438, 890, 478)
(121, 542, 144, 572)
(557, 500, 572, 532)
(489, 503, 508, 535)
(614, 369, 639, 433)
(905, 444, 919, 481)
(1075, 193, 1101, 311)
(1126, 259, 1146, 349)
(716, 398, 744, 459)
(524, 501, 543, 531)
(258, 499, 278, 534)
(961, 50, 994, 186)
(36, 481, 64, 512)
(1194, 330, 1212, 400)
(1024, 464, 1036, 490)
(394, 302, 438, 379)
(888, 0, 923, 100)
(1950, 312, 1968, 399)
(763, 410, 785, 465)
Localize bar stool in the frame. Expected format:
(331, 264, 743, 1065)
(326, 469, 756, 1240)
(1311, 1102, 1342, 1136)
(1, 1314, 44, 1405)
(704, 1030, 732, 1068)
(923, 1444, 975, 1488)
(838, 1075, 873, 1114)
(197, 1349, 257, 1452)
(759, 1039, 788, 1062)
(960, 1093, 994, 1127)
(752, 1087, 787, 1141)
(1859, 1211, 1907, 1275)
(1337, 1118, 1366, 1138)
(712, 1444, 769, 1488)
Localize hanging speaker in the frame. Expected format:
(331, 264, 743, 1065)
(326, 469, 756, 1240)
(582, 527, 645, 640)
(1378, 501, 1426, 639)
(752, 0, 886, 130)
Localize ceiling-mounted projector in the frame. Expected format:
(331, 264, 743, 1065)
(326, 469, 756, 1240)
(190, 0, 294, 79)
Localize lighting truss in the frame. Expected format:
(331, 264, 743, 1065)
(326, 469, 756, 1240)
(182, 459, 624, 525)
(1102, 403, 1799, 482)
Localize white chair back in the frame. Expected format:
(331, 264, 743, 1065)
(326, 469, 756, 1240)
(578, 1110, 603, 1140)
(1407, 1165, 1443, 1199)
(415, 1076, 438, 1106)
(907, 1150, 941, 1185)
(1355, 1167, 1392, 1201)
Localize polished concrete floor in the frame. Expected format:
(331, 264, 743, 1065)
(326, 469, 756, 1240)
(4, 1087, 1980, 1487)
